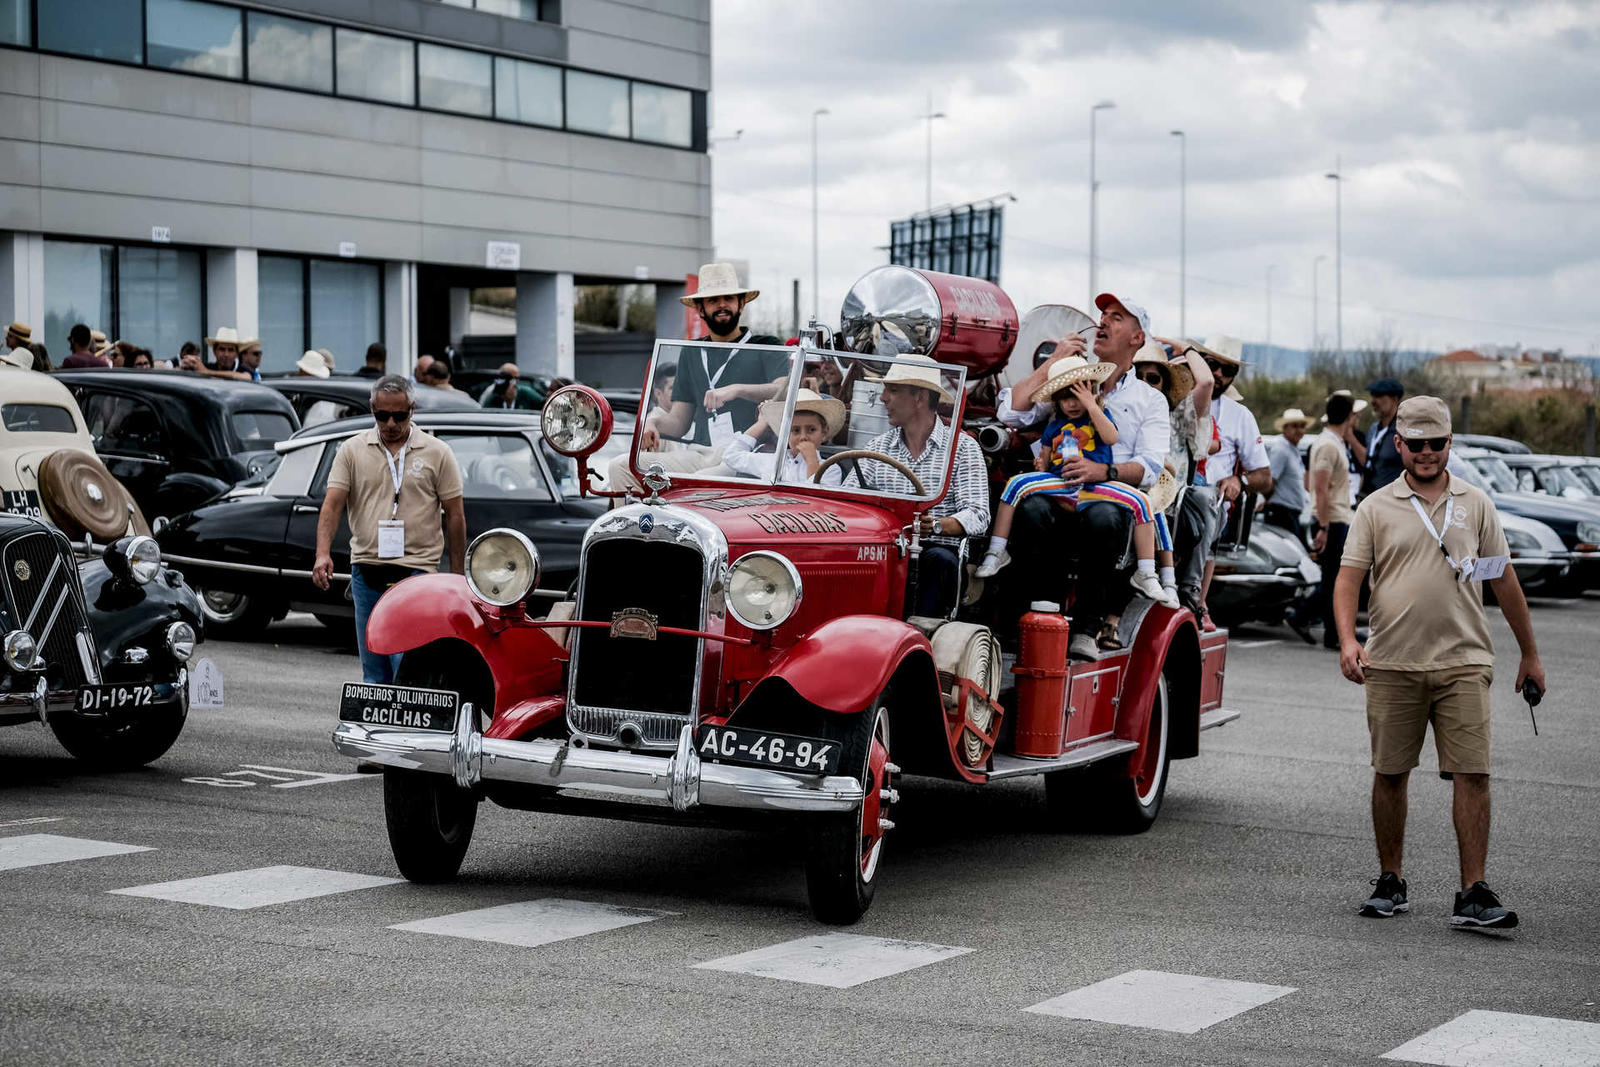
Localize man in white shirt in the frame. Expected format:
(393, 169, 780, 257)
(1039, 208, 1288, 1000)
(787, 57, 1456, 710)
(996, 292, 1170, 657)
(1195, 339, 1272, 626)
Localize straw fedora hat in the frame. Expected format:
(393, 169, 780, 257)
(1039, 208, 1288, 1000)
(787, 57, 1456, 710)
(1030, 354, 1117, 404)
(296, 349, 331, 378)
(866, 353, 954, 403)
(1132, 341, 1196, 410)
(1146, 466, 1180, 514)
(90, 329, 107, 346)
(7, 320, 31, 343)
(1200, 334, 1248, 367)
(680, 262, 759, 307)
(1275, 407, 1312, 431)
(206, 326, 244, 347)
(758, 388, 847, 438)
(1321, 388, 1368, 422)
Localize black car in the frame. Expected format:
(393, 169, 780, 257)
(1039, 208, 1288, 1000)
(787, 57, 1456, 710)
(1497, 453, 1597, 503)
(157, 410, 633, 637)
(1, 515, 203, 766)
(1457, 448, 1600, 592)
(56, 370, 300, 523)
(1208, 520, 1318, 628)
(261, 375, 480, 428)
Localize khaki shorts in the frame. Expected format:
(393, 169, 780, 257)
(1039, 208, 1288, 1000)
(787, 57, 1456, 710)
(1365, 665, 1493, 775)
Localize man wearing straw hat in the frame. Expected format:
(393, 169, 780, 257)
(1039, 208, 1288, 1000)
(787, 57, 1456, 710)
(859, 354, 989, 617)
(1264, 407, 1312, 537)
(2, 320, 31, 359)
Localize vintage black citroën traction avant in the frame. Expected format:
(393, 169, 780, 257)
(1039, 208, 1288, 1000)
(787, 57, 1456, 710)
(333, 267, 1238, 922)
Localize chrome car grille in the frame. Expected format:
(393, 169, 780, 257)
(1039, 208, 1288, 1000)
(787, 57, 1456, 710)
(568, 538, 705, 749)
(2, 530, 95, 690)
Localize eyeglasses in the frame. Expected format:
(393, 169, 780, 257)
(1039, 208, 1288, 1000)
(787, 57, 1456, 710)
(372, 409, 412, 424)
(1401, 436, 1450, 453)
(1139, 370, 1167, 388)
(1204, 358, 1238, 379)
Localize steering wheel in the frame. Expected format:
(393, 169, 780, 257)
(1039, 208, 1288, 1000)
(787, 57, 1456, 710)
(814, 449, 925, 495)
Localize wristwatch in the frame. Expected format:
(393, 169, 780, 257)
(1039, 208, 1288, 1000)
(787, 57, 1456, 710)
(1106, 462, 1119, 483)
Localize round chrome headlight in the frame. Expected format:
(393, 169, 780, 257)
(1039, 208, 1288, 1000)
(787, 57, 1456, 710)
(124, 535, 161, 584)
(165, 620, 196, 661)
(465, 529, 540, 607)
(727, 551, 803, 631)
(3, 629, 38, 672)
(541, 386, 613, 457)
(1577, 520, 1600, 546)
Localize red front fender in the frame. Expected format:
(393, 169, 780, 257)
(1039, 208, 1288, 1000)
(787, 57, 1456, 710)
(759, 616, 934, 714)
(365, 573, 565, 716)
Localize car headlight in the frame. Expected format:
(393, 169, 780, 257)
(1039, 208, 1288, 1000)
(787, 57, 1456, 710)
(541, 386, 613, 458)
(3, 629, 38, 671)
(465, 529, 540, 607)
(1576, 521, 1600, 546)
(107, 535, 162, 584)
(727, 551, 803, 631)
(165, 621, 196, 660)
(1503, 529, 1538, 555)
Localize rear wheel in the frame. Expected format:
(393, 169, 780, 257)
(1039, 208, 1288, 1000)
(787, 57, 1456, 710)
(1044, 672, 1171, 834)
(50, 703, 187, 768)
(197, 586, 274, 639)
(804, 703, 893, 924)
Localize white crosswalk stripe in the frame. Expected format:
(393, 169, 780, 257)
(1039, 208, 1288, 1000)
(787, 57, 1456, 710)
(391, 898, 675, 948)
(0, 833, 152, 872)
(109, 865, 402, 909)
(1025, 969, 1298, 1034)
(695, 932, 973, 988)
(1381, 1010, 1600, 1067)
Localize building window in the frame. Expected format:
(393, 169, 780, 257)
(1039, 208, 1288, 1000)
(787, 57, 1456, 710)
(418, 42, 493, 117)
(259, 254, 382, 375)
(257, 255, 306, 369)
(439, 0, 542, 20)
(631, 83, 692, 148)
(493, 57, 561, 127)
(566, 70, 630, 138)
(116, 247, 203, 363)
(146, 0, 243, 79)
(43, 242, 114, 357)
(1, 0, 28, 46)
(38, 0, 142, 63)
(335, 27, 415, 106)
(246, 11, 332, 93)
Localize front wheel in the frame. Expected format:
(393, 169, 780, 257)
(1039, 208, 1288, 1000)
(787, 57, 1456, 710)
(49, 704, 188, 768)
(383, 768, 477, 883)
(804, 703, 893, 924)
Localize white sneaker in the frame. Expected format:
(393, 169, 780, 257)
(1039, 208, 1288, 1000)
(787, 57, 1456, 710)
(1130, 569, 1177, 607)
(974, 549, 1010, 578)
(1161, 582, 1181, 608)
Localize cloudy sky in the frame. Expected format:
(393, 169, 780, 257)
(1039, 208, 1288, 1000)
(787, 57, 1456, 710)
(707, 0, 1600, 357)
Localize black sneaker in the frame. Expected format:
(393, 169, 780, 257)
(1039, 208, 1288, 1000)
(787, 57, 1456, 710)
(1452, 881, 1519, 930)
(1360, 872, 1409, 917)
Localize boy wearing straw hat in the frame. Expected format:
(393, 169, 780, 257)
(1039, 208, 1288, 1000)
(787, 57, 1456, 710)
(722, 389, 846, 486)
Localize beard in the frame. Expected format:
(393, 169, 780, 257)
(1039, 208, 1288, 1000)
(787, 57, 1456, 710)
(700, 307, 739, 335)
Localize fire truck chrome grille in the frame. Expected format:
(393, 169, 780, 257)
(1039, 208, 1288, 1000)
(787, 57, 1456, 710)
(3, 531, 92, 691)
(569, 539, 705, 748)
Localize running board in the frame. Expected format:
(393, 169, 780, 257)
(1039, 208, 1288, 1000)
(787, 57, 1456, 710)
(1199, 707, 1242, 731)
(985, 739, 1141, 780)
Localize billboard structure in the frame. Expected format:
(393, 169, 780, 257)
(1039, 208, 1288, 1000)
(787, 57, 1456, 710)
(889, 201, 1004, 285)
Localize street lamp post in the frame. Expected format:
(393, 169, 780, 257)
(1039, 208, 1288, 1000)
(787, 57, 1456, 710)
(811, 107, 829, 321)
(1170, 129, 1185, 338)
(1312, 253, 1327, 351)
(923, 92, 946, 212)
(1089, 100, 1116, 301)
(1325, 157, 1342, 358)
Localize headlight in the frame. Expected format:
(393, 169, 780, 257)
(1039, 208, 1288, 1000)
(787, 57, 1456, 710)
(108, 535, 162, 584)
(1576, 521, 1600, 546)
(1503, 530, 1538, 555)
(165, 621, 196, 660)
(727, 551, 803, 631)
(541, 386, 613, 458)
(3, 629, 38, 671)
(465, 529, 540, 607)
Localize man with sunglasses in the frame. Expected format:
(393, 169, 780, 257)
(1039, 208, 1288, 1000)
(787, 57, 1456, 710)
(1335, 396, 1545, 931)
(313, 376, 466, 683)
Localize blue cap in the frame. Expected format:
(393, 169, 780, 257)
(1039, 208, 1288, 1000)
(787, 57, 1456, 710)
(1367, 377, 1404, 397)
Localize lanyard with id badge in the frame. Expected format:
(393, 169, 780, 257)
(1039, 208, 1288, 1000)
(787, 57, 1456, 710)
(1408, 494, 1507, 584)
(701, 333, 751, 448)
(378, 439, 408, 559)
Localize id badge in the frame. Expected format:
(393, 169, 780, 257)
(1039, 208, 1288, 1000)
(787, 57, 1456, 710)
(377, 519, 405, 559)
(707, 410, 735, 448)
(1470, 555, 1509, 582)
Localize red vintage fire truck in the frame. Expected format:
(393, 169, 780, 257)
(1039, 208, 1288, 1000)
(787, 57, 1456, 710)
(333, 268, 1238, 923)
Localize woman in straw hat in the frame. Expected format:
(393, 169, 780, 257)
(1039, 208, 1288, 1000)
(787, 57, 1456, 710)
(976, 354, 1180, 618)
(721, 388, 847, 486)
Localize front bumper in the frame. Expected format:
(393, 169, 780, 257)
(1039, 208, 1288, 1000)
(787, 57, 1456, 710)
(332, 702, 864, 815)
(0, 668, 188, 724)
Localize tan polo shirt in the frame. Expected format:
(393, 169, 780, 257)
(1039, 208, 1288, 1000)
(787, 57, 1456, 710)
(1342, 473, 1508, 671)
(1308, 428, 1353, 526)
(328, 427, 463, 570)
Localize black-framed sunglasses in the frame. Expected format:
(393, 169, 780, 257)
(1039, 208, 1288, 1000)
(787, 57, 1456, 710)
(1204, 358, 1238, 379)
(372, 409, 412, 424)
(1401, 436, 1450, 453)
(1139, 369, 1168, 388)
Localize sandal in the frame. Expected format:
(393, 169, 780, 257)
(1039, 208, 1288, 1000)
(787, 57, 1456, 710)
(1096, 619, 1124, 652)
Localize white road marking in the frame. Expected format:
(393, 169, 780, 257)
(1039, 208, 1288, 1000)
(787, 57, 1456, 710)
(0, 833, 151, 871)
(695, 933, 973, 989)
(110, 865, 401, 909)
(391, 898, 675, 948)
(1381, 1010, 1600, 1066)
(1230, 638, 1284, 649)
(0, 816, 66, 829)
(1025, 969, 1297, 1034)
(183, 765, 373, 789)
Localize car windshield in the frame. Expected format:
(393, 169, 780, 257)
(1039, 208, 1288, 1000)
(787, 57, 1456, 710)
(1539, 465, 1591, 497)
(1569, 464, 1600, 495)
(634, 341, 968, 503)
(1468, 455, 1518, 493)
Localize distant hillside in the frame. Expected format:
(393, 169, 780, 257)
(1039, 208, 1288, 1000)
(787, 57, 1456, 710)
(1242, 344, 1438, 380)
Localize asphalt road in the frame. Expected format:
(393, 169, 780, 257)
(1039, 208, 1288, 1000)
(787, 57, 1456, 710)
(3, 597, 1598, 1066)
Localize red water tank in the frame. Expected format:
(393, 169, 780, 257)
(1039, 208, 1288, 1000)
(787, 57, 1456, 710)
(1012, 602, 1072, 758)
(838, 265, 1018, 378)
